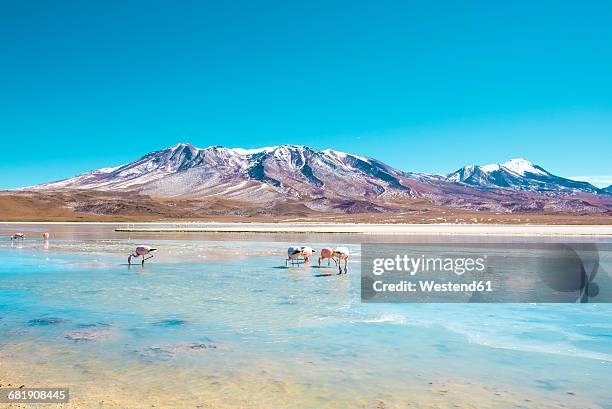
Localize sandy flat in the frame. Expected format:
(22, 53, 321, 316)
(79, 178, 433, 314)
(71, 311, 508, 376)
(0, 351, 596, 409)
(2, 221, 611, 236)
(110, 222, 612, 236)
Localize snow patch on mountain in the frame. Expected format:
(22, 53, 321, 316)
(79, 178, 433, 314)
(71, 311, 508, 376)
(447, 158, 603, 195)
(25, 143, 419, 201)
(501, 158, 547, 176)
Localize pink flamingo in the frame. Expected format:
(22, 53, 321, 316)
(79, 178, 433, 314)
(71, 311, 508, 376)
(318, 248, 336, 267)
(128, 245, 158, 265)
(286, 246, 302, 266)
(301, 246, 316, 262)
(286, 246, 316, 266)
(42, 232, 50, 240)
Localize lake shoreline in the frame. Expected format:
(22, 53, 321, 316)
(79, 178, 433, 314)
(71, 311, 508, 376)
(2, 221, 612, 236)
(0, 353, 596, 409)
(113, 223, 612, 236)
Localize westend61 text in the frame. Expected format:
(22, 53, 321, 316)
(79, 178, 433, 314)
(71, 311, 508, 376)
(373, 280, 493, 293)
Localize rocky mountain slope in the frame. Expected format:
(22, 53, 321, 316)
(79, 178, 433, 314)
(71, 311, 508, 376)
(20, 143, 611, 215)
(447, 158, 603, 195)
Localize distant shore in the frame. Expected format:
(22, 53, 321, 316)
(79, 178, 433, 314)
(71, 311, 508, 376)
(2, 221, 611, 236)
(113, 223, 612, 236)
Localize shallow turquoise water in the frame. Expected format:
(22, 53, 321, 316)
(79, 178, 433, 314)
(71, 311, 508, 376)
(0, 235, 611, 407)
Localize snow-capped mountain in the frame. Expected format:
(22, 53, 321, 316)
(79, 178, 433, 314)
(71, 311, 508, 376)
(30, 143, 426, 203)
(22, 144, 610, 215)
(447, 158, 604, 195)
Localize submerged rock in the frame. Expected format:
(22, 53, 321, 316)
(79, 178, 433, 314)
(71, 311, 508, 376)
(64, 323, 114, 342)
(27, 317, 69, 326)
(140, 342, 218, 360)
(152, 319, 188, 327)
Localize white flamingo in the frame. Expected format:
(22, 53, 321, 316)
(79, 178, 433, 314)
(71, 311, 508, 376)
(10, 233, 25, 240)
(128, 245, 158, 265)
(332, 247, 350, 274)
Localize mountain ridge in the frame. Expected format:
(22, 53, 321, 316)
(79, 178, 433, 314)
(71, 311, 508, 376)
(16, 143, 611, 216)
(447, 158, 604, 195)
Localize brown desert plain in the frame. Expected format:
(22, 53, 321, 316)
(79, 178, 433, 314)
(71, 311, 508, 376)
(1, 190, 610, 225)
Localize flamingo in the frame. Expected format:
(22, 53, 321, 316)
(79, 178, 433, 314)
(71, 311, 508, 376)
(286, 246, 302, 266)
(42, 232, 50, 240)
(300, 246, 316, 262)
(10, 233, 25, 240)
(128, 245, 158, 265)
(332, 247, 350, 274)
(318, 248, 336, 267)
(286, 246, 317, 267)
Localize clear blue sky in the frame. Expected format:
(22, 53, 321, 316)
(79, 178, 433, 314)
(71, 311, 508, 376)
(1, 0, 611, 189)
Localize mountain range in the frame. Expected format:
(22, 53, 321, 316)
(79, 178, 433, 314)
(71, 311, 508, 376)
(11, 143, 612, 217)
